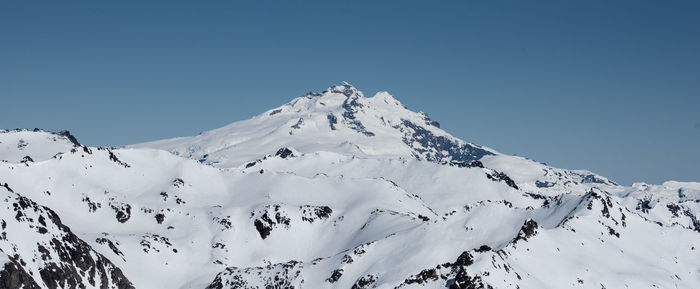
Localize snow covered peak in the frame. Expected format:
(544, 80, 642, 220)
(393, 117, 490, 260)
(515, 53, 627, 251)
(326, 81, 363, 98)
(275, 82, 405, 117)
(132, 82, 495, 167)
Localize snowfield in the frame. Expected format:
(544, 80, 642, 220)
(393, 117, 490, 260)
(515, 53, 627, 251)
(1, 83, 698, 289)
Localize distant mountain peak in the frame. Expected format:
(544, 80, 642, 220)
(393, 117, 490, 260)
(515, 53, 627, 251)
(131, 82, 494, 167)
(285, 82, 406, 118)
(325, 81, 361, 97)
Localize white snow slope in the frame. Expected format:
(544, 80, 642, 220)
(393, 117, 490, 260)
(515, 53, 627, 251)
(0, 82, 698, 289)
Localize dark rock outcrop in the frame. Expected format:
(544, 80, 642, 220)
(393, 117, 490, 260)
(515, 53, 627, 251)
(275, 148, 295, 159)
(513, 219, 538, 244)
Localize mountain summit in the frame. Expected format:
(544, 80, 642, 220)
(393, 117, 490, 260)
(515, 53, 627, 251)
(132, 82, 494, 167)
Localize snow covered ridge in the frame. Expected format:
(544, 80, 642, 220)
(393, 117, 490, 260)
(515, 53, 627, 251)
(0, 82, 699, 288)
(0, 129, 81, 163)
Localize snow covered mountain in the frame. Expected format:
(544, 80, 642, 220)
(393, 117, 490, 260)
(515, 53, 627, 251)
(131, 82, 495, 167)
(1, 83, 698, 289)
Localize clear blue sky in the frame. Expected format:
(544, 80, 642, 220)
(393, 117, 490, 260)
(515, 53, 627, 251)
(1, 1, 699, 185)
